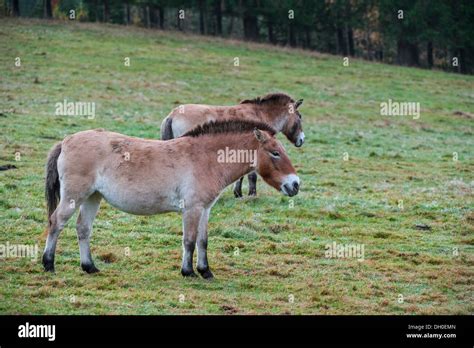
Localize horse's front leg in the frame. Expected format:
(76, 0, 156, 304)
(233, 176, 244, 198)
(196, 207, 213, 280)
(181, 206, 203, 277)
(248, 172, 257, 196)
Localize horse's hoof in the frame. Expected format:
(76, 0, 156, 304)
(233, 190, 243, 198)
(181, 269, 198, 278)
(248, 190, 256, 196)
(42, 255, 55, 273)
(81, 263, 100, 274)
(43, 264, 55, 273)
(199, 269, 214, 280)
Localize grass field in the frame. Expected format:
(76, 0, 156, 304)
(0, 18, 473, 315)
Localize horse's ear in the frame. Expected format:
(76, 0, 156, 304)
(295, 99, 304, 109)
(254, 128, 268, 143)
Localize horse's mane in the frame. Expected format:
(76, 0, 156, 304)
(183, 119, 276, 138)
(240, 92, 294, 106)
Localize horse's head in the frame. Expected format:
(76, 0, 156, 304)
(281, 98, 305, 147)
(254, 128, 300, 197)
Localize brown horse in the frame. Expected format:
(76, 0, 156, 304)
(43, 120, 300, 279)
(160, 92, 304, 197)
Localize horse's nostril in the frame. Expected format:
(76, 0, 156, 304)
(293, 182, 299, 191)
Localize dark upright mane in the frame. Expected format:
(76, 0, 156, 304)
(240, 92, 294, 106)
(183, 120, 276, 138)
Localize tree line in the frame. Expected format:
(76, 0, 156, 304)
(5, 0, 474, 74)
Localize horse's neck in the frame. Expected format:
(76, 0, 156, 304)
(201, 134, 258, 190)
(257, 105, 286, 131)
(224, 156, 256, 185)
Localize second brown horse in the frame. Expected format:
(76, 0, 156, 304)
(160, 92, 304, 197)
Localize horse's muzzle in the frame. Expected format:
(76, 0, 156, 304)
(281, 175, 300, 196)
(294, 132, 305, 147)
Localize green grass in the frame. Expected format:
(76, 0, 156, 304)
(0, 18, 473, 315)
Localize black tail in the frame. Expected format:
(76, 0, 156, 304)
(161, 117, 174, 140)
(45, 142, 62, 222)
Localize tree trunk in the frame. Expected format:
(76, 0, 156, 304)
(227, 15, 234, 36)
(305, 27, 311, 49)
(336, 26, 347, 56)
(124, 2, 131, 25)
(177, 10, 182, 31)
(242, 2, 258, 41)
(143, 5, 151, 28)
(12, 0, 20, 16)
(158, 6, 164, 29)
(243, 18, 258, 40)
(43, 0, 52, 18)
(268, 20, 275, 44)
(93, 0, 98, 22)
(288, 23, 296, 47)
(103, 0, 110, 22)
(397, 39, 419, 66)
(243, 16, 258, 40)
(150, 7, 159, 28)
(347, 26, 355, 56)
(458, 48, 466, 74)
(364, 22, 371, 60)
(215, 0, 222, 35)
(426, 41, 433, 68)
(198, 0, 205, 34)
(377, 50, 384, 61)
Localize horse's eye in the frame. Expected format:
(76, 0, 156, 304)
(270, 151, 280, 158)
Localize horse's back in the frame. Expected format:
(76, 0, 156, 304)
(59, 129, 165, 177)
(165, 104, 219, 140)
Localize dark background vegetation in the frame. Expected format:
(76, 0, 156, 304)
(3, 0, 474, 74)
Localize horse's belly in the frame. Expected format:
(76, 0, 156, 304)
(97, 182, 180, 215)
(105, 196, 176, 215)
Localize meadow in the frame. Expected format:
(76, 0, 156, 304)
(0, 18, 473, 314)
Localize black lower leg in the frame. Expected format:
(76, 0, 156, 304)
(42, 253, 55, 272)
(79, 240, 100, 274)
(81, 262, 100, 274)
(248, 172, 257, 196)
(197, 241, 213, 279)
(181, 240, 197, 277)
(197, 266, 214, 279)
(233, 177, 244, 198)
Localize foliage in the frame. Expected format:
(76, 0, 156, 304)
(4, 0, 474, 73)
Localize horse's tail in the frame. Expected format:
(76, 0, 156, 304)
(45, 142, 62, 222)
(161, 116, 174, 140)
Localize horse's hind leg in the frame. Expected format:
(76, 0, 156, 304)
(248, 172, 257, 196)
(43, 198, 79, 272)
(196, 208, 213, 280)
(233, 176, 244, 198)
(181, 206, 204, 277)
(76, 192, 102, 274)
